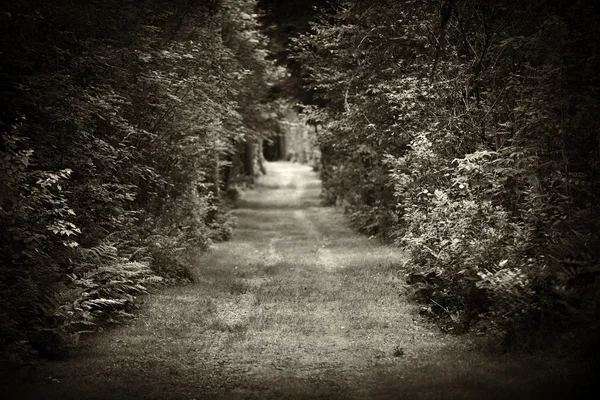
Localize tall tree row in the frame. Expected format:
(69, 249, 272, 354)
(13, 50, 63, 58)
(0, 0, 279, 361)
(281, 0, 600, 348)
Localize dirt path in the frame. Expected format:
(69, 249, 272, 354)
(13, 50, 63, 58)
(3, 162, 586, 399)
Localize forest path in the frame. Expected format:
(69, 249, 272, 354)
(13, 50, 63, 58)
(5, 162, 580, 399)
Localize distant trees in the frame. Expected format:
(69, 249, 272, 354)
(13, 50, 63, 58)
(0, 0, 280, 361)
(286, 0, 600, 348)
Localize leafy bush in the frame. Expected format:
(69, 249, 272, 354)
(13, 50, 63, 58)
(388, 139, 531, 331)
(290, 0, 600, 349)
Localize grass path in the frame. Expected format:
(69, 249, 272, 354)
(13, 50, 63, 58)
(3, 162, 588, 399)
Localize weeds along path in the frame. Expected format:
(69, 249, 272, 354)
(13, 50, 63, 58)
(5, 162, 581, 399)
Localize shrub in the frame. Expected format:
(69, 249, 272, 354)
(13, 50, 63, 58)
(389, 141, 532, 332)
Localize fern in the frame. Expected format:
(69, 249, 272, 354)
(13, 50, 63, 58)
(43, 256, 163, 353)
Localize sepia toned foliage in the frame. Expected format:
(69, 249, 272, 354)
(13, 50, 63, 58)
(289, 0, 600, 348)
(0, 0, 280, 361)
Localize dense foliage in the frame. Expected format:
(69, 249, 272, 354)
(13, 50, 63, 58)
(286, 0, 600, 348)
(0, 0, 280, 362)
(3, 0, 599, 365)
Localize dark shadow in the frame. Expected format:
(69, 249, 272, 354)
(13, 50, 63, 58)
(263, 135, 285, 161)
(4, 358, 596, 400)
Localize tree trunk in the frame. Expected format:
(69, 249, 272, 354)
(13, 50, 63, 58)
(214, 150, 220, 197)
(258, 138, 267, 174)
(244, 140, 255, 177)
(278, 133, 287, 160)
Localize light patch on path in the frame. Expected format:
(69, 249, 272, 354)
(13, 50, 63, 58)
(3, 161, 584, 400)
(214, 293, 257, 330)
(294, 208, 337, 271)
(265, 237, 284, 266)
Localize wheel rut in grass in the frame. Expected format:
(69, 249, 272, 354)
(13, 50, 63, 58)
(4, 162, 586, 400)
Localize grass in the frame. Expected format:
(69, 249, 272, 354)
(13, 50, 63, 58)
(2, 161, 595, 399)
